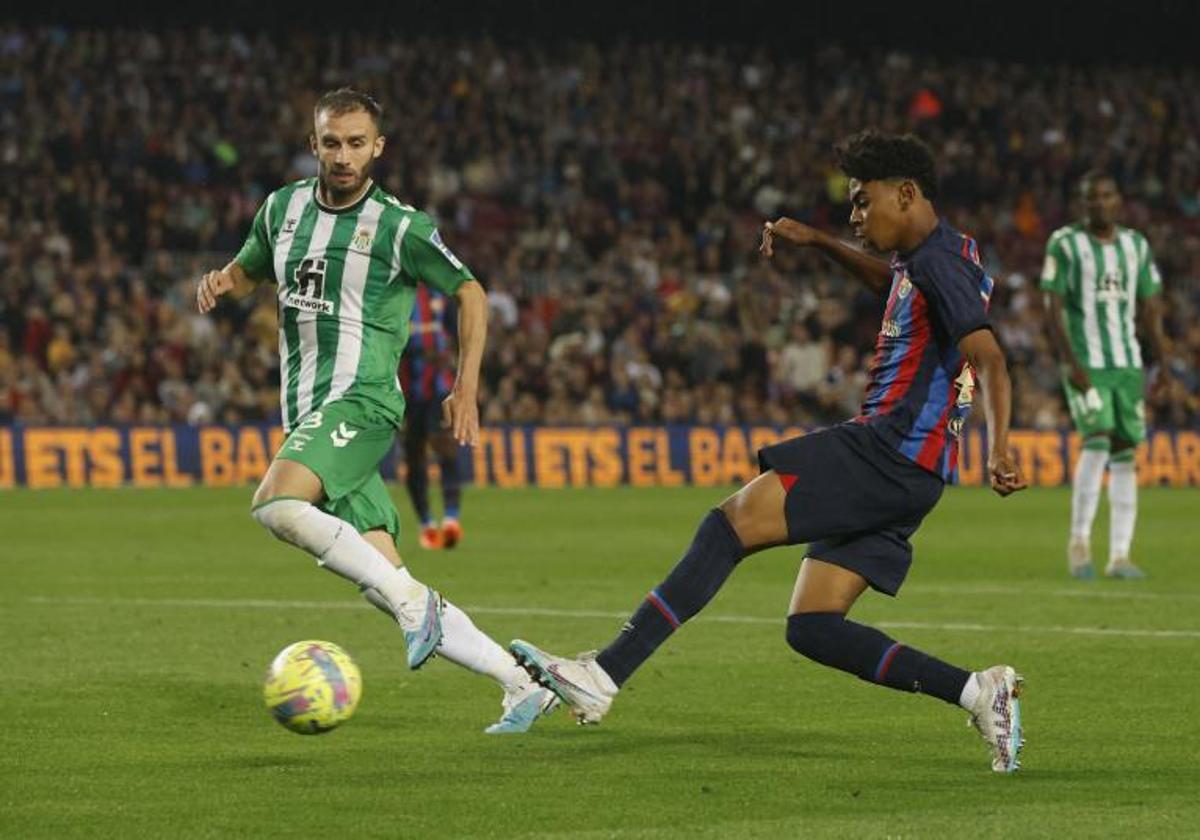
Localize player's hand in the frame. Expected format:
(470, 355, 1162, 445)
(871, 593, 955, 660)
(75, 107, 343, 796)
(197, 270, 235, 314)
(988, 449, 1028, 497)
(441, 386, 480, 447)
(1149, 364, 1175, 401)
(1067, 365, 1091, 394)
(760, 217, 820, 258)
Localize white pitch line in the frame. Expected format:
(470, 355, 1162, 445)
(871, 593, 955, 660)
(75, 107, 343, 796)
(904, 583, 1200, 603)
(18, 596, 1200, 640)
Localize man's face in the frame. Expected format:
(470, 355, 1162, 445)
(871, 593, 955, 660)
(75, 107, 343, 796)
(311, 108, 385, 201)
(1083, 177, 1121, 230)
(848, 178, 907, 252)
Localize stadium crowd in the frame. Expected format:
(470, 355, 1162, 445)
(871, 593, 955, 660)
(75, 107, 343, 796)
(2, 27, 1199, 430)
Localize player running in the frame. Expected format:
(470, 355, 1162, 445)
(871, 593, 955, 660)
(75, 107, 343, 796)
(1041, 171, 1170, 580)
(399, 286, 465, 550)
(511, 131, 1028, 772)
(196, 88, 555, 734)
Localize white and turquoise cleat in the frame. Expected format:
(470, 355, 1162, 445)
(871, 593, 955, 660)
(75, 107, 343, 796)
(484, 683, 560, 734)
(968, 665, 1025, 773)
(399, 588, 444, 670)
(1104, 558, 1147, 580)
(509, 639, 617, 725)
(1068, 537, 1094, 579)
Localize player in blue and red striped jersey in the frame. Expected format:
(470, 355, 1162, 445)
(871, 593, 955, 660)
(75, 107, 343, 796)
(399, 284, 464, 550)
(512, 131, 1030, 772)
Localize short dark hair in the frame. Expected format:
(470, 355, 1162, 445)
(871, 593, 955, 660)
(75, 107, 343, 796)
(314, 87, 383, 130)
(1079, 169, 1119, 194)
(835, 130, 939, 200)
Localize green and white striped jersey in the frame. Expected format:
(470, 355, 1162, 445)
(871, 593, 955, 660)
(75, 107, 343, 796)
(1040, 223, 1161, 370)
(235, 178, 474, 432)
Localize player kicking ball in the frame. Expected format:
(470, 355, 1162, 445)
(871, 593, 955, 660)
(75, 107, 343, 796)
(197, 87, 555, 734)
(512, 131, 1028, 771)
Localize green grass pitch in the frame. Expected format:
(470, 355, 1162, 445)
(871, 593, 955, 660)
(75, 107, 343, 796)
(3, 484, 1198, 838)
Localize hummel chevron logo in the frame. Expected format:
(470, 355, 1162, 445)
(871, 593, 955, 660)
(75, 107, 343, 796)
(330, 422, 359, 448)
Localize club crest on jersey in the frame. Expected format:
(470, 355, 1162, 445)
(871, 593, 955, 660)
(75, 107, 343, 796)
(350, 227, 374, 252)
(429, 230, 464, 269)
(954, 365, 976, 408)
(947, 416, 965, 438)
(897, 276, 913, 298)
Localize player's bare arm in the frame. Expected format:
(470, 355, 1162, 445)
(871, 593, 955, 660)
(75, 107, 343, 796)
(959, 328, 1027, 497)
(441, 279, 487, 446)
(1138, 295, 1173, 395)
(760, 217, 893, 293)
(1042, 292, 1090, 393)
(196, 260, 260, 314)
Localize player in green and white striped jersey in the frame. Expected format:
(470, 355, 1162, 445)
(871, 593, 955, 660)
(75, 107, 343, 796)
(1041, 171, 1171, 580)
(196, 88, 556, 734)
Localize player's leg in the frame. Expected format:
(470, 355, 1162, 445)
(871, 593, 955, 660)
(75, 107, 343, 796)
(1063, 372, 1116, 578)
(786, 556, 972, 704)
(1105, 370, 1148, 578)
(250, 403, 439, 668)
(432, 425, 464, 548)
(357, 522, 556, 731)
(511, 470, 784, 723)
(358, 528, 555, 731)
(786, 552, 1023, 772)
(593, 470, 784, 683)
(403, 402, 441, 550)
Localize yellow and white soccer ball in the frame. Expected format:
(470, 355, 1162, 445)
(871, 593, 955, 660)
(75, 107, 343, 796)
(263, 640, 362, 734)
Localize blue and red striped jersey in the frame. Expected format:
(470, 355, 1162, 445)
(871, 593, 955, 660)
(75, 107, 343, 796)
(399, 285, 456, 402)
(854, 220, 995, 482)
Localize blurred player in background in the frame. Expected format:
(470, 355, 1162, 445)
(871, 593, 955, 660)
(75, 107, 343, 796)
(512, 131, 1029, 772)
(399, 286, 465, 550)
(1041, 172, 1170, 580)
(196, 87, 555, 733)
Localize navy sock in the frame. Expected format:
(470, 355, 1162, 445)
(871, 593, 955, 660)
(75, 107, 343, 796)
(596, 509, 745, 686)
(786, 612, 970, 705)
(439, 453, 461, 519)
(406, 450, 431, 525)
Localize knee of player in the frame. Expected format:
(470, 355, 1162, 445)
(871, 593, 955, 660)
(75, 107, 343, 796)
(716, 496, 756, 547)
(251, 497, 308, 543)
(785, 612, 842, 659)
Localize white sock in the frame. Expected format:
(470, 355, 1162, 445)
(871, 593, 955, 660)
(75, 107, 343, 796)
(436, 600, 530, 692)
(1070, 447, 1108, 540)
(1108, 458, 1138, 561)
(958, 671, 982, 711)
(252, 498, 426, 612)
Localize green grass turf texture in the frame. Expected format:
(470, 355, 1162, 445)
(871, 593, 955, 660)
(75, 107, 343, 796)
(2, 484, 1197, 839)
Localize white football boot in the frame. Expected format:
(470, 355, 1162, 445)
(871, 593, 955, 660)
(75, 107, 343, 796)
(509, 640, 617, 724)
(1068, 536, 1094, 579)
(1104, 556, 1147, 580)
(967, 665, 1025, 773)
(484, 682, 560, 735)
(395, 588, 444, 670)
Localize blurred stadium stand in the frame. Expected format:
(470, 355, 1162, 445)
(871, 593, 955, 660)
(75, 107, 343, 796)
(2, 6, 1198, 431)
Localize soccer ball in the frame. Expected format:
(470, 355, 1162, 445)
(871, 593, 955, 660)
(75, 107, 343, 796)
(263, 640, 362, 734)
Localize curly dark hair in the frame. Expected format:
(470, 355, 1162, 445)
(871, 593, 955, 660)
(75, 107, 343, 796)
(1079, 169, 1119, 195)
(314, 87, 384, 130)
(834, 130, 939, 200)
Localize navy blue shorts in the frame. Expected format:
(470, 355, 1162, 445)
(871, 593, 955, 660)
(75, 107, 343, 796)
(757, 422, 944, 596)
(403, 397, 450, 452)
